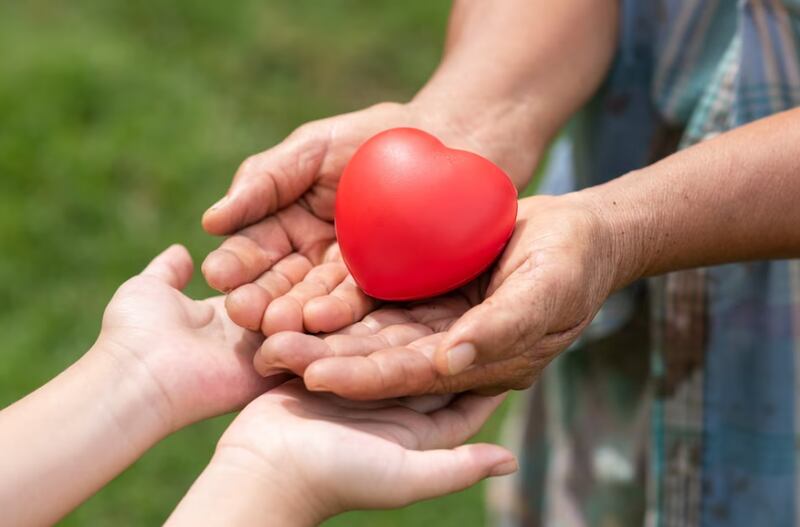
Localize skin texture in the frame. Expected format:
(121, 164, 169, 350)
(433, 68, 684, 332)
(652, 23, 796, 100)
(253, 197, 612, 398)
(167, 381, 516, 526)
(201, 0, 619, 340)
(0, 245, 515, 526)
(254, 106, 800, 400)
(201, 102, 491, 336)
(0, 2, 620, 523)
(203, 0, 798, 399)
(584, 107, 800, 283)
(0, 246, 286, 526)
(98, 246, 286, 430)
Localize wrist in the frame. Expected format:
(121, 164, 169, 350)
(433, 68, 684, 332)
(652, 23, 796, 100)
(569, 177, 656, 291)
(83, 339, 174, 446)
(168, 448, 325, 527)
(408, 86, 547, 187)
(212, 445, 329, 525)
(0, 343, 174, 525)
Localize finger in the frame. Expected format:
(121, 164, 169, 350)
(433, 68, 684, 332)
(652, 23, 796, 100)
(255, 323, 435, 377)
(332, 308, 418, 336)
(402, 294, 474, 330)
(435, 267, 550, 376)
(303, 331, 541, 399)
(303, 340, 444, 400)
(394, 394, 455, 414)
(202, 216, 292, 292)
(324, 323, 435, 357)
(303, 275, 379, 333)
(224, 253, 313, 331)
(271, 377, 448, 414)
(262, 262, 349, 335)
(202, 126, 329, 235)
(254, 332, 331, 376)
(329, 292, 468, 337)
(314, 392, 438, 412)
(422, 394, 506, 449)
(203, 205, 334, 293)
(427, 348, 551, 395)
(140, 244, 194, 290)
(389, 445, 517, 506)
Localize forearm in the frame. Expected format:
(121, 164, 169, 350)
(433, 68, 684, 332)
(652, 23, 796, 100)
(582, 107, 800, 289)
(413, 0, 619, 186)
(0, 344, 169, 526)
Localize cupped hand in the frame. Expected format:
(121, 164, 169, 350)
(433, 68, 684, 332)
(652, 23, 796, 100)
(252, 194, 619, 399)
(95, 245, 287, 431)
(253, 288, 479, 398)
(200, 101, 536, 337)
(211, 379, 516, 523)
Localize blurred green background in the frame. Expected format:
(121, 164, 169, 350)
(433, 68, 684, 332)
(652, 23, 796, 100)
(0, 1, 514, 525)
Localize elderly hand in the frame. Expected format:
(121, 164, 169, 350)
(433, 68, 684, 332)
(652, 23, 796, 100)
(200, 101, 539, 337)
(252, 194, 621, 398)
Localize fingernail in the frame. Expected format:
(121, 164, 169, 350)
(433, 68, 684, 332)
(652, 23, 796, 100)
(304, 378, 332, 392)
(266, 355, 290, 371)
(257, 366, 287, 377)
(489, 459, 519, 477)
(209, 195, 229, 211)
(445, 343, 476, 375)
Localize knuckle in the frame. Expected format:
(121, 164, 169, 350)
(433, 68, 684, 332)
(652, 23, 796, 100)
(509, 373, 537, 391)
(517, 349, 552, 381)
(288, 121, 319, 142)
(514, 256, 539, 281)
(494, 309, 541, 356)
(116, 276, 148, 297)
(237, 154, 262, 176)
(510, 314, 537, 348)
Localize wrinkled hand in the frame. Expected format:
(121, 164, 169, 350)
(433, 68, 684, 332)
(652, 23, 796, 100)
(96, 245, 286, 431)
(252, 195, 618, 399)
(200, 101, 535, 337)
(208, 380, 516, 523)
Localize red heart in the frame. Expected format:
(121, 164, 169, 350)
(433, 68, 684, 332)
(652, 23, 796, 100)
(335, 127, 518, 301)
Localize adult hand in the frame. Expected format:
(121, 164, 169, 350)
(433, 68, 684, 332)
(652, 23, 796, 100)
(200, 101, 539, 337)
(252, 195, 620, 398)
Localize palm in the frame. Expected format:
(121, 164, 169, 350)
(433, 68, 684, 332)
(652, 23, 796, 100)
(201, 102, 499, 337)
(254, 287, 481, 398)
(254, 197, 607, 399)
(99, 248, 282, 430)
(217, 379, 510, 512)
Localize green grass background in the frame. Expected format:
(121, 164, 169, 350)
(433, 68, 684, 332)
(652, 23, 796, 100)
(0, 2, 515, 525)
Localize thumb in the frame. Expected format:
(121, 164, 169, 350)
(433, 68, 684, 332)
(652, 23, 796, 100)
(202, 125, 329, 235)
(434, 268, 549, 376)
(140, 244, 194, 290)
(394, 444, 517, 505)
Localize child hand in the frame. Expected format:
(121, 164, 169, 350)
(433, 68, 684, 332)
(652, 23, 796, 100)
(167, 380, 516, 526)
(0, 245, 288, 526)
(94, 244, 286, 432)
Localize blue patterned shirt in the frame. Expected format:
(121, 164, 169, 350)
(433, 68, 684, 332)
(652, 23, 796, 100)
(495, 2, 800, 526)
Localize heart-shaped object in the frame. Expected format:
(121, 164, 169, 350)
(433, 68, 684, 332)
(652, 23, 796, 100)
(335, 127, 518, 301)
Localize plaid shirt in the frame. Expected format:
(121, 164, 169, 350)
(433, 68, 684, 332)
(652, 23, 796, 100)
(490, 2, 800, 526)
